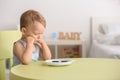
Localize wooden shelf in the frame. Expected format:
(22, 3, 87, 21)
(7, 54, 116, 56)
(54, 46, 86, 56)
(46, 40, 86, 58)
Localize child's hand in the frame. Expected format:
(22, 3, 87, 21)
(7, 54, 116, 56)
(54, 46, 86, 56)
(26, 36, 35, 45)
(35, 38, 43, 46)
(26, 36, 36, 52)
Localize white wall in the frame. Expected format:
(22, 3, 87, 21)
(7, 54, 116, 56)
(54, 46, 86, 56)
(0, 0, 120, 55)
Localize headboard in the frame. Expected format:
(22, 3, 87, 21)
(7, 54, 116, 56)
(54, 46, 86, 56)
(90, 17, 120, 42)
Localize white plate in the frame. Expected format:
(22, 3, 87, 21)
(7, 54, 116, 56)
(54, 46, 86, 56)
(44, 59, 75, 66)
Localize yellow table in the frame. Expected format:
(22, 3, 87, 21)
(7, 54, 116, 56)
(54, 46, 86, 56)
(10, 58, 120, 80)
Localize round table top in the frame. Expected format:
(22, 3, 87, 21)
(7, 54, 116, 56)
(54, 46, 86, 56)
(10, 58, 120, 80)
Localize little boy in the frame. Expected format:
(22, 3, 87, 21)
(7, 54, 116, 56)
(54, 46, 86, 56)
(13, 10, 51, 66)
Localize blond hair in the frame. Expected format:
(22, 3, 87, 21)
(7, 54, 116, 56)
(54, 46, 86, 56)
(20, 10, 46, 30)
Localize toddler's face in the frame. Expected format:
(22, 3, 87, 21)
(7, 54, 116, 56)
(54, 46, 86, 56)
(25, 21, 45, 40)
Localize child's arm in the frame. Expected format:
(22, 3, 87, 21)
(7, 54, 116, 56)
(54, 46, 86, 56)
(13, 37, 35, 64)
(37, 39, 51, 60)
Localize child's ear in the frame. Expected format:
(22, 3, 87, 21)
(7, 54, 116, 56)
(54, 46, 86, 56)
(21, 27, 26, 35)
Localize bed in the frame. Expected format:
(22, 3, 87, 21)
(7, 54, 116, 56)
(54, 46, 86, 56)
(88, 17, 120, 59)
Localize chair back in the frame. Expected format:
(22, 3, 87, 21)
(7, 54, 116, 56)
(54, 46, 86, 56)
(0, 30, 21, 80)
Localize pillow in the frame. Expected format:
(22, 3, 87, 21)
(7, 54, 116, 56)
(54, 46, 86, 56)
(95, 24, 120, 45)
(99, 24, 120, 35)
(112, 35, 120, 45)
(94, 31, 120, 45)
(94, 31, 114, 45)
(107, 24, 120, 35)
(99, 24, 108, 34)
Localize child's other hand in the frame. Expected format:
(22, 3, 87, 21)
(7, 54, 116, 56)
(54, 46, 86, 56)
(35, 38, 45, 47)
(37, 38, 44, 44)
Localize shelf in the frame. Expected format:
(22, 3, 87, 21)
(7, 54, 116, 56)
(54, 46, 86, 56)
(46, 40, 86, 59)
(46, 40, 83, 45)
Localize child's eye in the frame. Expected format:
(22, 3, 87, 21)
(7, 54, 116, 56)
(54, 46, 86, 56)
(34, 33, 37, 35)
(33, 32, 38, 35)
(33, 32, 43, 36)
